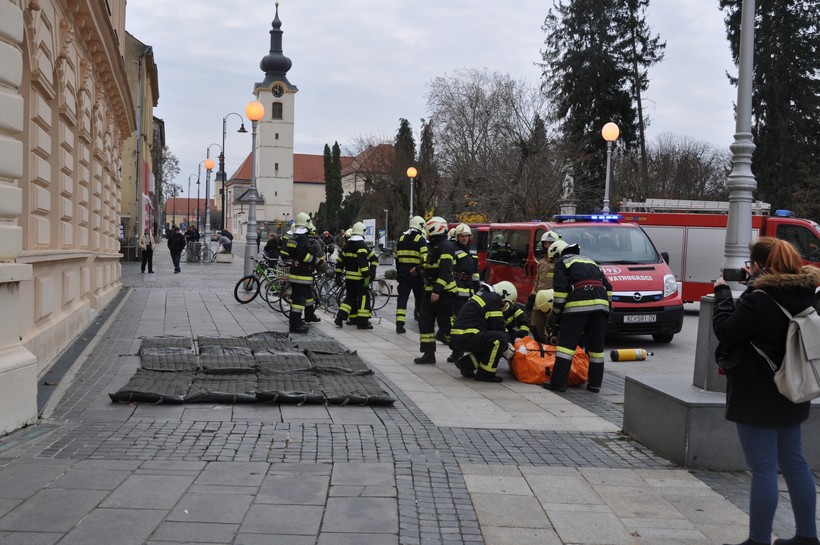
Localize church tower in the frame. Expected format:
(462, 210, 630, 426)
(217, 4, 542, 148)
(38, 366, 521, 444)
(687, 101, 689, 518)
(253, 1, 296, 227)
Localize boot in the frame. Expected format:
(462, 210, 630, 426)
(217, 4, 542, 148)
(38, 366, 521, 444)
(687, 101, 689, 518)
(396, 324, 406, 334)
(586, 385, 601, 393)
(447, 350, 464, 363)
(304, 313, 321, 323)
(346, 320, 357, 326)
(289, 313, 309, 334)
(357, 321, 374, 330)
(475, 368, 503, 383)
(774, 537, 820, 545)
(289, 323, 309, 334)
(723, 540, 770, 545)
(455, 355, 476, 378)
(414, 352, 436, 365)
(542, 382, 566, 392)
(334, 316, 344, 328)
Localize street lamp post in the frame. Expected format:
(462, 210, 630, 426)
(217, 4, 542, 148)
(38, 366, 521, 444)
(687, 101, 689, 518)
(384, 208, 388, 246)
(601, 122, 620, 213)
(243, 100, 265, 276)
(220, 113, 247, 231)
(196, 178, 201, 230)
(204, 144, 221, 257)
(406, 166, 417, 219)
(187, 174, 196, 226)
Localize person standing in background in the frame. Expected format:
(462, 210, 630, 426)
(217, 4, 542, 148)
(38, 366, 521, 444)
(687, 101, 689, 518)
(138, 227, 155, 274)
(167, 226, 186, 274)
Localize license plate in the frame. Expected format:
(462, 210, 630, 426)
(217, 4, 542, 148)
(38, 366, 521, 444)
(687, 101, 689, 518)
(624, 314, 657, 323)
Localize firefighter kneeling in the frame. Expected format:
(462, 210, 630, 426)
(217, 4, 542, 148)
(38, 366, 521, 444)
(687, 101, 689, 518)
(450, 281, 518, 383)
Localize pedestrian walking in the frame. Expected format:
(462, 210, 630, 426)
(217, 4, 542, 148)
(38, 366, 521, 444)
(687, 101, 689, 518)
(394, 216, 427, 334)
(414, 216, 456, 365)
(167, 226, 186, 274)
(713, 238, 820, 545)
(285, 212, 325, 334)
(450, 281, 518, 382)
(543, 239, 612, 393)
(138, 227, 155, 273)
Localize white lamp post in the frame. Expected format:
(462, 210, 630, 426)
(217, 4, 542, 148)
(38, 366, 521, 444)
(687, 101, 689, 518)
(406, 166, 417, 219)
(243, 100, 265, 276)
(601, 122, 619, 213)
(204, 152, 217, 256)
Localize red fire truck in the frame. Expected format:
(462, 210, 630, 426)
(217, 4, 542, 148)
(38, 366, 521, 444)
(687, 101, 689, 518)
(619, 199, 820, 302)
(485, 215, 684, 343)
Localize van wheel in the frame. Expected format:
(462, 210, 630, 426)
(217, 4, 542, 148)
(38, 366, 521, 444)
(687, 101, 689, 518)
(652, 333, 674, 344)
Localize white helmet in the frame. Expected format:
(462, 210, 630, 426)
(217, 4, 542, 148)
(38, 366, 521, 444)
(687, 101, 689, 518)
(295, 212, 311, 228)
(492, 281, 518, 305)
(352, 222, 366, 236)
(409, 216, 425, 232)
(447, 228, 456, 239)
(548, 239, 568, 261)
(454, 223, 471, 237)
(541, 231, 561, 244)
(343, 228, 352, 238)
(425, 216, 448, 237)
(535, 289, 555, 313)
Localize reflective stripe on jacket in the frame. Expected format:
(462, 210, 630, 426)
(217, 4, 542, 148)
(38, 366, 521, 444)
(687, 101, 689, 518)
(552, 254, 612, 317)
(451, 291, 506, 336)
(424, 235, 457, 294)
(395, 230, 428, 269)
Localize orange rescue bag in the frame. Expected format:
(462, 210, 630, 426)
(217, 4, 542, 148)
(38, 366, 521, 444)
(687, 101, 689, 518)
(510, 337, 589, 386)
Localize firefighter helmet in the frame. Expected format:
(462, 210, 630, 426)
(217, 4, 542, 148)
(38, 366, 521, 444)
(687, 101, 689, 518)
(447, 228, 455, 239)
(409, 216, 426, 232)
(454, 223, 471, 237)
(548, 239, 568, 261)
(541, 231, 561, 244)
(344, 228, 352, 238)
(425, 216, 448, 237)
(535, 289, 555, 313)
(493, 281, 518, 306)
(294, 212, 311, 228)
(351, 222, 366, 236)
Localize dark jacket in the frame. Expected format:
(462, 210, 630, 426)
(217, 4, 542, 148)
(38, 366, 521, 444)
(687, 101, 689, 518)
(551, 253, 612, 321)
(712, 266, 820, 427)
(286, 231, 321, 285)
(424, 235, 456, 295)
(167, 231, 186, 252)
(263, 236, 280, 261)
(452, 241, 479, 298)
(451, 291, 507, 337)
(335, 237, 374, 281)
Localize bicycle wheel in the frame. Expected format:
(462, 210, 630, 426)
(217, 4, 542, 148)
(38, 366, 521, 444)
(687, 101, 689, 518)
(199, 246, 214, 263)
(278, 283, 293, 314)
(234, 275, 260, 303)
(264, 278, 287, 312)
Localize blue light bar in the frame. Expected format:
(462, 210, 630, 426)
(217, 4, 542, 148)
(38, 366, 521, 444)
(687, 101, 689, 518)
(774, 209, 795, 217)
(552, 214, 622, 223)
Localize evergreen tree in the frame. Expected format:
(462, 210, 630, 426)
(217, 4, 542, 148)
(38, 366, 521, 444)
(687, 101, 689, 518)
(541, 0, 664, 210)
(416, 119, 439, 219)
(394, 118, 417, 224)
(719, 0, 820, 217)
(327, 142, 343, 231)
(317, 144, 333, 231)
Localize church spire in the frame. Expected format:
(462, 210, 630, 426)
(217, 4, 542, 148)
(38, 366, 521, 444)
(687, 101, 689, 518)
(259, 1, 293, 87)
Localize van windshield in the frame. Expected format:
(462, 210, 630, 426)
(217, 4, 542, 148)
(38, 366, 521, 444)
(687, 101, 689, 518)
(550, 224, 661, 265)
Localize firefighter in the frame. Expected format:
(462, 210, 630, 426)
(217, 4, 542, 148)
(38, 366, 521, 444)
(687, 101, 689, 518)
(543, 240, 612, 393)
(525, 231, 561, 316)
(394, 216, 428, 334)
(334, 222, 376, 330)
(285, 212, 326, 334)
(451, 281, 518, 382)
(530, 289, 556, 344)
(414, 216, 456, 365)
(503, 298, 532, 343)
(278, 227, 292, 266)
(447, 223, 480, 362)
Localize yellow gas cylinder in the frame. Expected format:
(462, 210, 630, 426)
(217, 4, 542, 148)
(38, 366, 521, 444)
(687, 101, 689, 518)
(610, 349, 654, 362)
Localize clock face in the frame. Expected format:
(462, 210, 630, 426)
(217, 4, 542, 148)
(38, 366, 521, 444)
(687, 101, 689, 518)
(272, 85, 284, 97)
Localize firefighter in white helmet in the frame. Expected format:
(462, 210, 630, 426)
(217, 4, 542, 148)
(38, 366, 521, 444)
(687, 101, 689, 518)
(526, 231, 561, 316)
(334, 222, 377, 330)
(394, 216, 428, 334)
(450, 281, 518, 382)
(414, 216, 457, 365)
(285, 212, 326, 333)
(544, 241, 612, 393)
(447, 223, 480, 363)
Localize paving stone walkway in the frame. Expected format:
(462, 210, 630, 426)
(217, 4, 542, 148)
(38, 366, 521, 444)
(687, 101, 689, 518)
(0, 253, 816, 544)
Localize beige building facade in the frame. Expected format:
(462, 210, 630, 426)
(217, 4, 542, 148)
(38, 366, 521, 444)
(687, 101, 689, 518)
(0, 0, 134, 435)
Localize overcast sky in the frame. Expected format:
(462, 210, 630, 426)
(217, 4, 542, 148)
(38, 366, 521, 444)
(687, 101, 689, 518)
(126, 0, 739, 197)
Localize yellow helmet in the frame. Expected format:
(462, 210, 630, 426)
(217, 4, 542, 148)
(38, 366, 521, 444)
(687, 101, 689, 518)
(343, 228, 352, 238)
(454, 223, 471, 237)
(548, 239, 568, 261)
(493, 281, 518, 305)
(535, 289, 555, 313)
(352, 222, 366, 236)
(295, 212, 311, 228)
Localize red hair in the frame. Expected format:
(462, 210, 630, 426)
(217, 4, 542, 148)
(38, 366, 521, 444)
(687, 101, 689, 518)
(749, 237, 802, 274)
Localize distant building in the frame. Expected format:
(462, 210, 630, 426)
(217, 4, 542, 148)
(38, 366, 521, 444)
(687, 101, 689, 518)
(0, 1, 136, 434)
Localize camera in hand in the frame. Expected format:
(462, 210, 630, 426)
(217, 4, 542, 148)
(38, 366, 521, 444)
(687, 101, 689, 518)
(722, 267, 749, 282)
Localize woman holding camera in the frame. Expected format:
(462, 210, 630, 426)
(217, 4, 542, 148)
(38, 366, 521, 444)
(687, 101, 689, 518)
(713, 237, 820, 545)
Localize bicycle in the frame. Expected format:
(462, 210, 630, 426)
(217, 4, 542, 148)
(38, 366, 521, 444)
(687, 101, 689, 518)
(233, 258, 285, 304)
(324, 276, 394, 316)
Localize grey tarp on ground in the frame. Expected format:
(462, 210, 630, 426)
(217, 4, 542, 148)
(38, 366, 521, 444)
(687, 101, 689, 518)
(256, 373, 323, 404)
(140, 353, 200, 372)
(318, 373, 395, 405)
(108, 370, 194, 403)
(184, 373, 259, 403)
(200, 353, 257, 374)
(255, 353, 312, 374)
(305, 351, 373, 375)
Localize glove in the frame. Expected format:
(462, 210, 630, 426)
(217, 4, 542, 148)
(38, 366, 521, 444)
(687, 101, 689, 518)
(547, 312, 559, 330)
(525, 293, 535, 314)
(335, 273, 344, 286)
(363, 276, 371, 288)
(502, 343, 515, 361)
(516, 329, 529, 339)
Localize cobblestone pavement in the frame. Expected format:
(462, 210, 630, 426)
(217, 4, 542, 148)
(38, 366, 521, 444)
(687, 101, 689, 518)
(0, 251, 816, 544)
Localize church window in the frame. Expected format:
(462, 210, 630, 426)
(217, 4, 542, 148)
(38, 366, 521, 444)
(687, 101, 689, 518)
(272, 102, 283, 120)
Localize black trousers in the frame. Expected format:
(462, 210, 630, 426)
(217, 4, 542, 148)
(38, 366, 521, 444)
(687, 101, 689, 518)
(551, 311, 607, 389)
(141, 248, 153, 272)
(289, 282, 314, 327)
(395, 269, 424, 324)
(337, 279, 371, 321)
(418, 291, 454, 354)
(450, 330, 508, 373)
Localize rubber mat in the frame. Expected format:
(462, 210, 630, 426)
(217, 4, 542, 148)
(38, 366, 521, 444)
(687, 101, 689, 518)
(140, 353, 199, 372)
(108, 370, 194, 403)
(305, 351, 372, 374)
(319, 373, 394, 405)
(257, 374, 323, 404)
(139, 336, 193, 352)
(249, 340, 297, 354)
(255, 353, 312, 374)
(200, 354, 257, 374)
(197, 336, 250, 349)
(292, 339, 350, 354)
(199, 345, 253, 357)
(185, 373, 258, 403)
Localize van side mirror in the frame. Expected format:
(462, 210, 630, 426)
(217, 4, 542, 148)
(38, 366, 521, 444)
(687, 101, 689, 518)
(661, 251, 670, 265)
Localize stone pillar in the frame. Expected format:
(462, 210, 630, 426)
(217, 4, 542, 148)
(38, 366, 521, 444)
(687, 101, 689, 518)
(0, 0, 38, 434)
